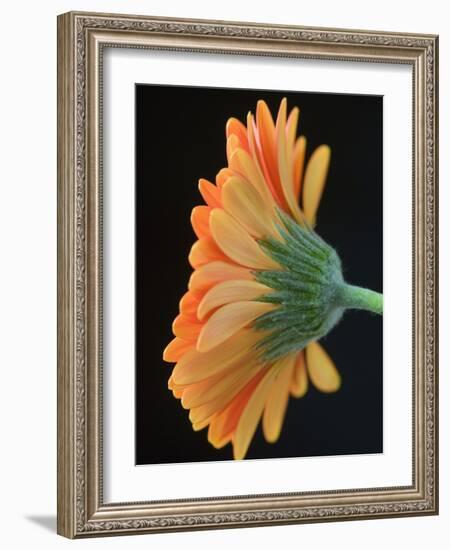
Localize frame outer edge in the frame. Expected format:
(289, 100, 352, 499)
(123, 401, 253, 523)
(430, 34, 439, 515)
(56, 10, 439, 538)
(57, 12, 77, 539)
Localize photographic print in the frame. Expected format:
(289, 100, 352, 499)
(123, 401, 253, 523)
(135, 85, 383, 465)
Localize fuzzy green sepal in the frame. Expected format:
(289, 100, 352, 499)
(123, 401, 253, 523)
(253, 212, 345, 360)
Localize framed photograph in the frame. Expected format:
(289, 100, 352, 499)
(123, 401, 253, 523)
(57, 11, 439, 538)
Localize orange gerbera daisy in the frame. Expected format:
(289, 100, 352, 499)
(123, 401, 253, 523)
(163, 98, 382, 460)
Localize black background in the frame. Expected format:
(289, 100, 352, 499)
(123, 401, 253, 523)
(135, 84, 383, 465)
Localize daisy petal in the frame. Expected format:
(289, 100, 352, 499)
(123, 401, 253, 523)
(233, 368, 277, 460)
(276, 98, 304, 223)
(293, 136, 307, 200)
(286, 107, 300, 151)
(226, 134, 240, 164)
(179, 290, 203, 318)
(192, 418, 210, 431)
(229, 147, 275, 208)
(210, 209, 279, 270)
(208, 424, 232, 449)
(172, 329, 261, 385)
(290, 351, 308, 397)
(306, 341, 341, 392)
(168, 375, 184, 398)
(181, 374, 224, 410)
(188, 364, 260, 423)
(302, 145, 331, 225)
(262, 353, 295, 442)
(246, 112, 281, 204)
(199, 178, 222, 208)
(191, 206, 211, 239)
(188, 261, 253, 292)
(208, 368, 267, 449)
(222, 176, 278, 239)
(256, 100, 277, 177)
(226, 117, 249, 151)
(197, 279, 271, 320)
(197, 301, 275, 352)
(255, 100, 288, 209)
(188, 237, 228, 268)
(163, 337, 194, 362)
(182, 362, 259, 409)
(172, 314, 202, 341)
(216, 167, 235, 188)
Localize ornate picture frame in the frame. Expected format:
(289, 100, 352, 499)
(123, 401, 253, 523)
(57, 11, 438, 538)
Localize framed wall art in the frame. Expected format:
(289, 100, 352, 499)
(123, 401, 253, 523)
(57, 11, 439, 538)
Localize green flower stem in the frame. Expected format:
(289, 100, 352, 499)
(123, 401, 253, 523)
(338, 284, 383, 315)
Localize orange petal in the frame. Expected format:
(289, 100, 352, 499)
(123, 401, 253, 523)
(188, 237, 228, 268)
(197, 279, 272, 321)
(210, 209, 279, 270)
(216, 167, 235, 188)
(226, 117, 249, 151)
(208, 368, 267, 449)
(226, 134, 240, 164)
(302, 145, 331, 225)
(172, 329, 261, 385)
(276, 98, 305, 223)
(191, 206, 211, 239)
(163, 337, 194, 362)
(179, 290, 203, 318)
(247, 106, 286, 209)
(246, 112, 280, 205)
(286, 106, 300, 151)
(189, 402, 221, 426)
(306, 341, 341, 392)
(172, 314, 203, 341)
(229, 146, 275, 209)
(290, 351, 308, 397)
(208, 421, 233, 449)
(233, 368, 277, 460)
(182, 369, 229, 411)
(188, 363, 260, 424)
(252, 103, 287, 208)
(262, 354, 295, 443)
(222, 176, 279, 239)
(192, 418, 210, 431)
(293, 136, 307, 200)
(188, 261, 253, 292)
(199, 178, 222, 208)
(168, 375, 185, 398)
(182, 361, 259, 410)
(197, 301, 276, 353)
(256, 100, 277, 179)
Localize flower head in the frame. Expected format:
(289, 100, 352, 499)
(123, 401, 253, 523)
(163, 98, 381, 460)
